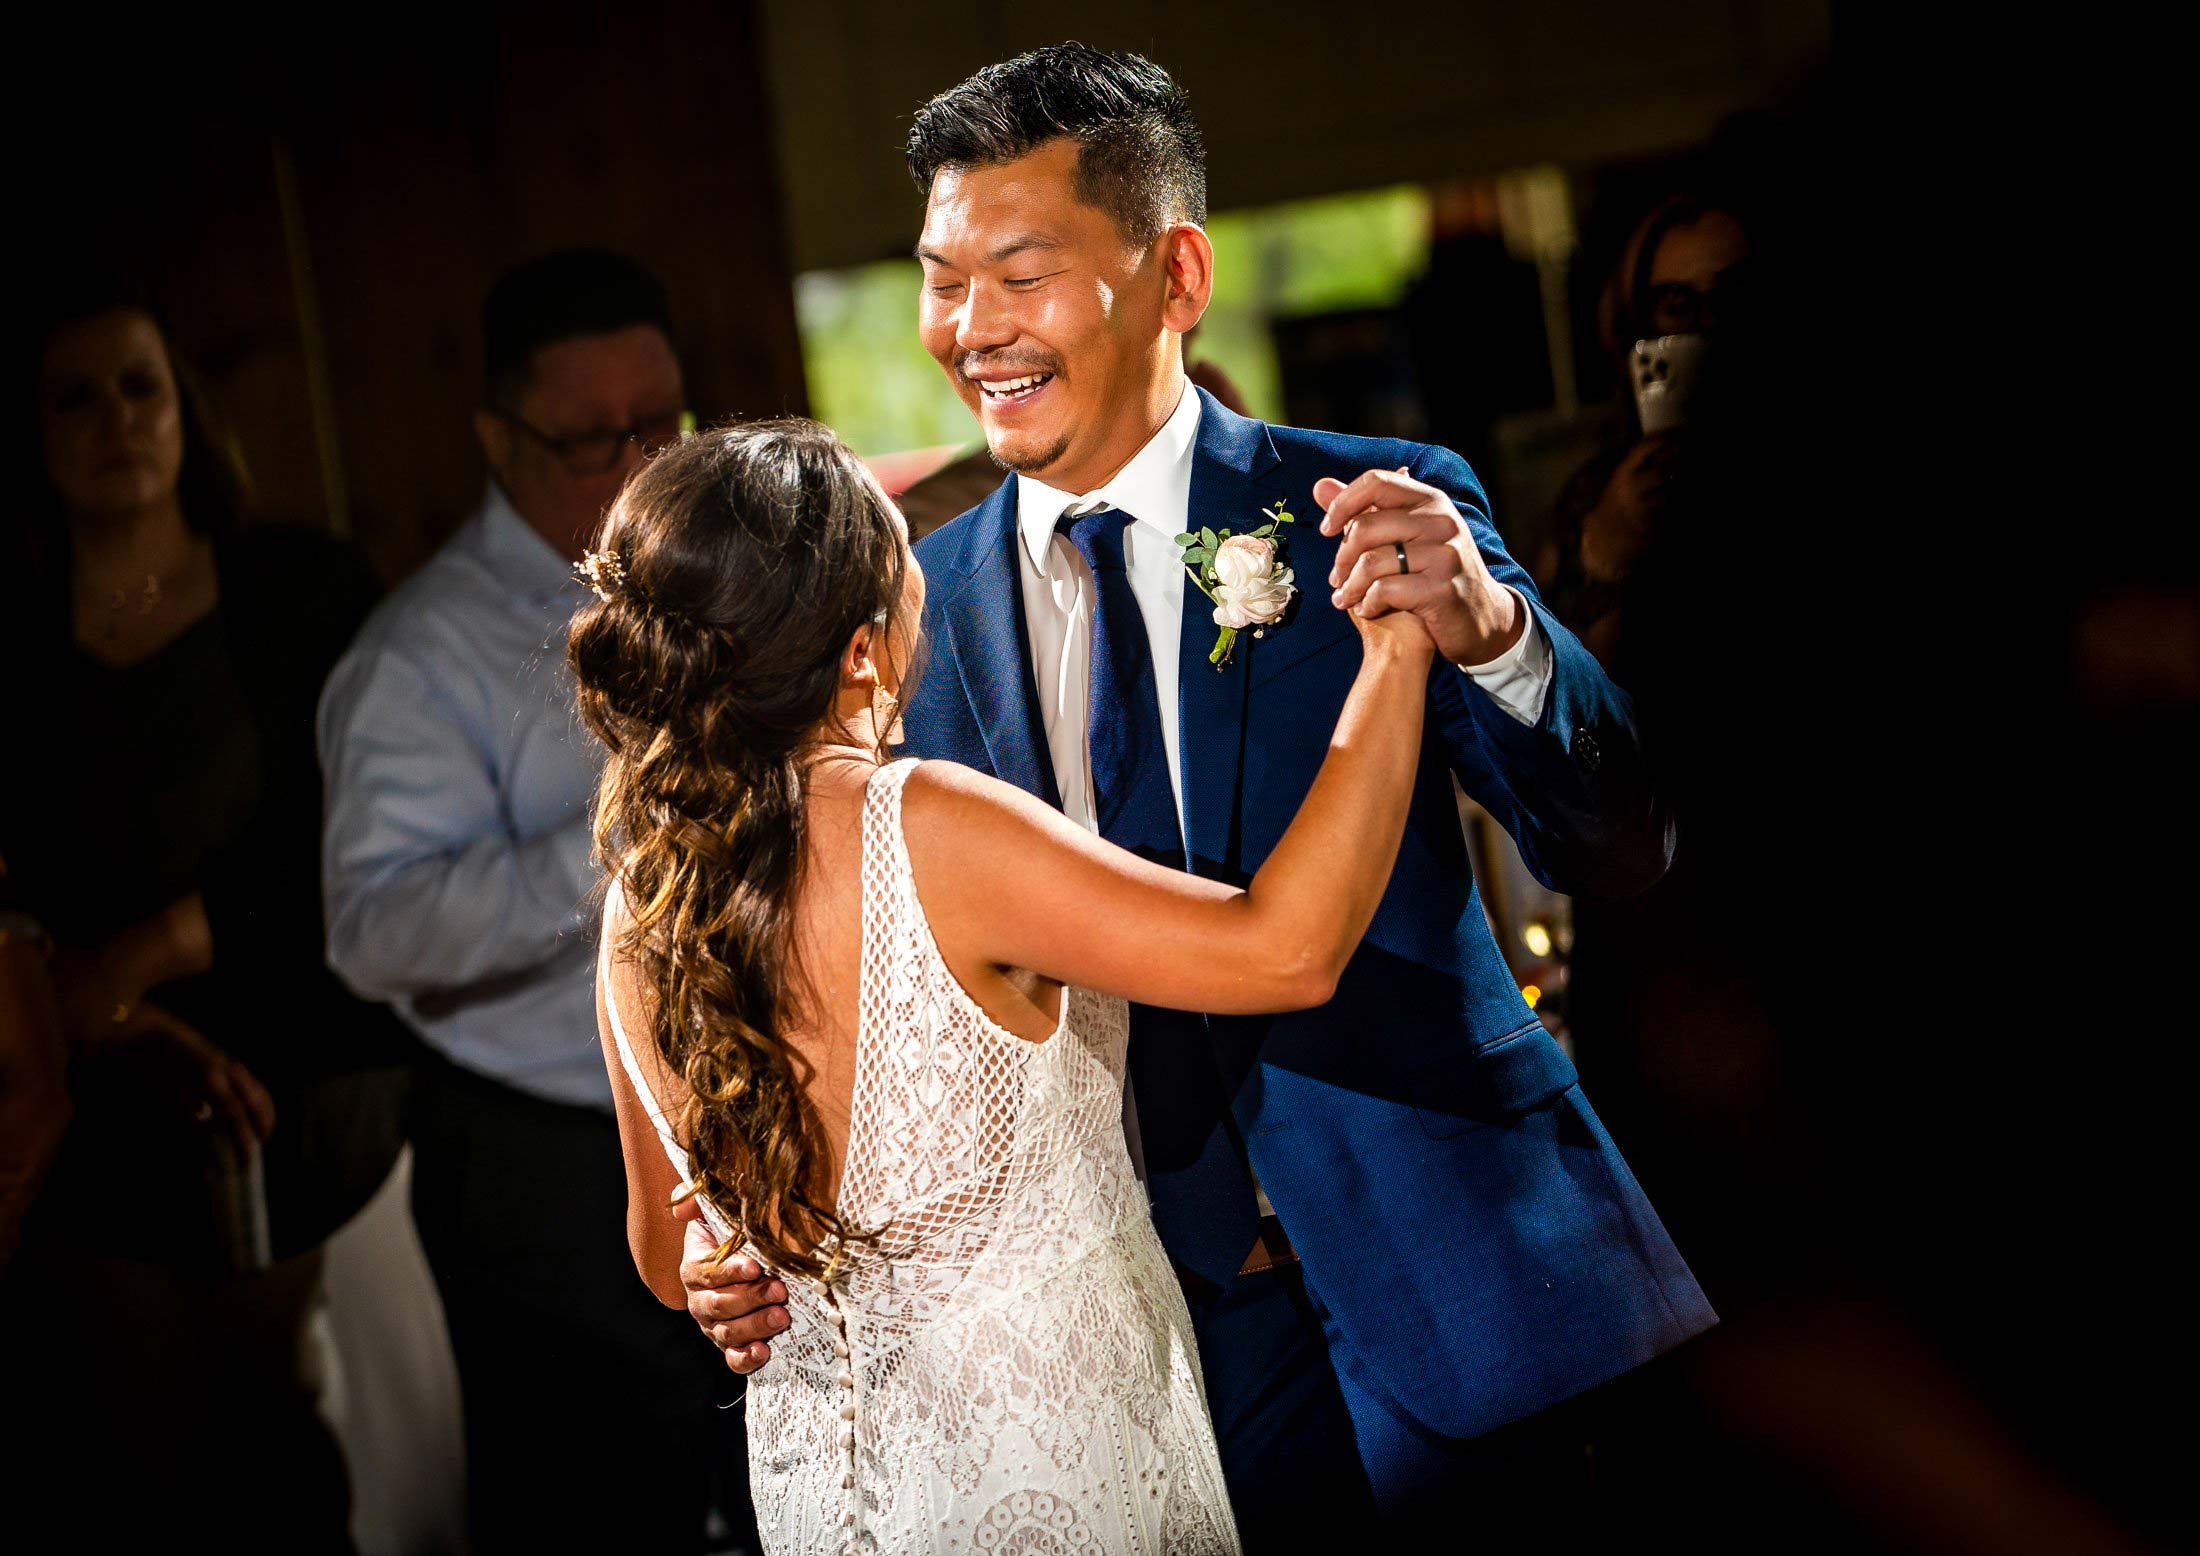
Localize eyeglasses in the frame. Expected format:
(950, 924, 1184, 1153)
(495, 406, 692, 475)
(1645, 265, 1755, 338)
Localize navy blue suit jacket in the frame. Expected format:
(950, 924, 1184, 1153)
(904, 389, 1715, 1440)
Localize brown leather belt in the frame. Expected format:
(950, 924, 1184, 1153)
(1236, 1214, 1299, 1277)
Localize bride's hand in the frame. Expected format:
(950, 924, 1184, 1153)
(1341, 573, 1439, 664)
(1347, 596, 1438, 660)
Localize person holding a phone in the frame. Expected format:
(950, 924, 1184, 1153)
(1538, 193, 1753, 664)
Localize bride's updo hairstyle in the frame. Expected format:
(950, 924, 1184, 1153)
(567, 418, 910, 1280)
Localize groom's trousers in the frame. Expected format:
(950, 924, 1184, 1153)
(1184, 1259, 1596, 1550)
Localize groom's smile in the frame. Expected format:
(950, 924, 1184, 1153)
(970, 368, 1054, 408)
(962, 353, 1063, 420)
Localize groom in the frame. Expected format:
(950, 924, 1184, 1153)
(685, 44, 1713, 1541)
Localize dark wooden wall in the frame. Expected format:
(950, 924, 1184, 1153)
(33, 2, 808, 582)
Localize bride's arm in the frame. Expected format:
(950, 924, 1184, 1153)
(908, 612, 1432, 1017)
(595, 959, 692, 1308)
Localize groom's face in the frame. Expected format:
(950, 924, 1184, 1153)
(917, 138, 1176, 494)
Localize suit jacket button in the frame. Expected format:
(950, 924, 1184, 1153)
(1573, 726, 1602, 773)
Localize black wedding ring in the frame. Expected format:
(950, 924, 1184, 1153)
(1394, 541, 1411, 575)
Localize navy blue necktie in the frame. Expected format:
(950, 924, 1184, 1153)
(1059, 507, 1260, 1287)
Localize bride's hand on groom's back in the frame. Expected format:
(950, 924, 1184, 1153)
(673, 1197, 790, 1374)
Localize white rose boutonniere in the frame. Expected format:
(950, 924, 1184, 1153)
(1177, 501, 1298, 668)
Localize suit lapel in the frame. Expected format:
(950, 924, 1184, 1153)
(937, 478, 1061, 809)
(1177, 389, 1283, 878)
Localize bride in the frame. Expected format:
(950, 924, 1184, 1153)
(567, 420, 1429, 1555)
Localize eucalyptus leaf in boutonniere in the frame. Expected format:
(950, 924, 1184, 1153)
(1176, 500, 1298, 668)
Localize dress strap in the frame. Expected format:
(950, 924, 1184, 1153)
(858, 758, 924, 925)
(862, 755, 922, 812)
(599, 880, 678, 1143)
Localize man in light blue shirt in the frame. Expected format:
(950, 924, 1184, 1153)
(320, 476, 605, 1101)
(318, 250, 738, 1551)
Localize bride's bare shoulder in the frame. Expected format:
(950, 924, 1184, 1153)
(898, 761, 1086, 889)
(901, 759, 1059, 836)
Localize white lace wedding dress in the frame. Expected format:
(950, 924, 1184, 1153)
(602, 759, 1241, 1556)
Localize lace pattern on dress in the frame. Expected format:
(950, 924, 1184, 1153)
(604, 759, 1239, 1555)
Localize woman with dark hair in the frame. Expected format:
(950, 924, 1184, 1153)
(1538, 192, 1754, 660)
(1, 294, 410, 1547)
(572, 420, 1432, 1554)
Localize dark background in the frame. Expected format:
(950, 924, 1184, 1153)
(23, 0, 1823, 580)
(16, 4, 2193, 1552)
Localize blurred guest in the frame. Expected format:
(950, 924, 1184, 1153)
(317, 249, 734, 1552)
(0, 854, 70, 1271)
(1, 287, 409, 1547)
(1536, 193, 1753, 664)
(1540, 150, 2168, 1550)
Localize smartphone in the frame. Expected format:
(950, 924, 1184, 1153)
(1630, 333, 1709, 434)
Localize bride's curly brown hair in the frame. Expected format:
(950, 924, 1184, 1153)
(567, 419, 913, 1280)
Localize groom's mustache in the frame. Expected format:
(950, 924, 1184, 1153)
(956, 352, 1064, 385)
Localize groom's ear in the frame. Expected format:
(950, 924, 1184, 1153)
(1159, 223, 1214, 336)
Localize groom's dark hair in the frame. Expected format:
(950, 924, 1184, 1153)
(906, 44, 1206, 243)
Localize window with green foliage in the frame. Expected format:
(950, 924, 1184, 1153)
(794, 184, 1430, 457)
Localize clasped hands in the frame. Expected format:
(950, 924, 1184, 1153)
(1315, 467, 1524, 667)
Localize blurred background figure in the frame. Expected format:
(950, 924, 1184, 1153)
(0, 853, 71, 1273)
(1536, 191, 1754, 665)
(1, 282, 414, 1548)
(1527, 187, 1781, 1304)
(317, 249, 745, 1553)
(1523, 145, 2165, 1554)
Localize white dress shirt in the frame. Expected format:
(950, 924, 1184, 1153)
(1013, 380, 1555, 846)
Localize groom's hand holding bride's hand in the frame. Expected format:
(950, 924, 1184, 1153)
(1317, 469, 1527, 666)
(673, 1196, 790, 1374)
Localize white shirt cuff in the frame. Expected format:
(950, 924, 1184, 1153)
(1455, 586, 1552, 727)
